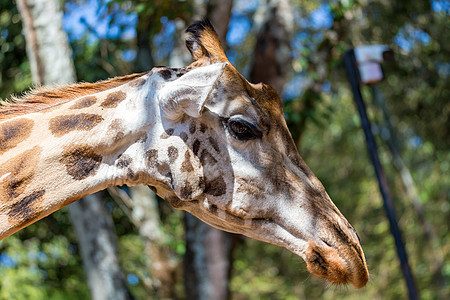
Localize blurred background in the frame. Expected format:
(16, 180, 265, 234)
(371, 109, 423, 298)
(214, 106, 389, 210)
(0, 0, 448, 299)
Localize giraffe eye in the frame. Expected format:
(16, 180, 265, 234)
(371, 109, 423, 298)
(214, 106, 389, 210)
(227, 118, 262, 140)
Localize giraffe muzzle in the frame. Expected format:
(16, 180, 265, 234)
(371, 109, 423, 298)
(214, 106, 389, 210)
(304, 240, 369, 288)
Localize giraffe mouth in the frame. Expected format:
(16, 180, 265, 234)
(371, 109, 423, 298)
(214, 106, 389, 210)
(187, 197, 368, 288)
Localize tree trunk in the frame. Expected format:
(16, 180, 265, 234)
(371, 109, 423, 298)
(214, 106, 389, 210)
(179, 4, 236, 300)
(250, 0, 293, 93)
(184, 213, 234, 300)
(129, 186, 176, 298)
(207, 0, 233, 47)
(17, 0, 76, 85)
(134, 14, 154, 73)
(17, 1, 131, 299)
(69, 193, 133, 300)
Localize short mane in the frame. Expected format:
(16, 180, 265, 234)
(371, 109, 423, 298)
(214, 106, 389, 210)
(0, 73, 145, 122)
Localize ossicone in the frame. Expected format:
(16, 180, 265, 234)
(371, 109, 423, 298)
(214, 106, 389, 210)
(185, 18, 228, 64)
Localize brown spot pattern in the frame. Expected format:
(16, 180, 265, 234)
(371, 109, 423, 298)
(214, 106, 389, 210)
(0, 146, 42, 200)
(60, 145, 102, 180)
(180, 183, 193, 199)
(145, 149, 158, 167)
(173, 68, 188, 77)
(116, 154, 132, 168)
(9, 189, 45, 221)
(200, 149, 217, 165)
(168, 146, 179, 163)
(49, 113, 103, 137)
(208, 137, 220, 153)
(205, 176, 226, 196)
(0, 73, 145, 121)
(137, 133, 148, 143)
(189, 121, 196, 134)
(236, 177, 264, 198)
(199, 123, 207, 133)
(159, 69, 173, 80)
(165, 128, 174, 136)
(109, 119, 125, 143)
(208, 203, 218, 215)
(130, 78, 146, 87)
(100, 91, 127, 108)
(192, 139, 201, 156)
(181, 150, 194, 173)
(180, 132, 188, 142)
(160, 128, 174, 139)
(70, 96, 97, 109)
(157, 163, 173, 187)
(127, 169, 136, 181)
(0, 118, 34, 155)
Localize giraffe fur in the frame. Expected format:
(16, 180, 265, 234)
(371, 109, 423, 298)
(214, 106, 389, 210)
(0, 19, 369, 288)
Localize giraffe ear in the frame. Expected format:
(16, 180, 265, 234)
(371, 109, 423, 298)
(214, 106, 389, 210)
(185, 18, 228, 64)
(159, 62, 227, 120)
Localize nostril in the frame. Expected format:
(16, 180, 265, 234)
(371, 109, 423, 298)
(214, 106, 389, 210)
(310, 249, 328, 273)
(305, 242, 348, 285)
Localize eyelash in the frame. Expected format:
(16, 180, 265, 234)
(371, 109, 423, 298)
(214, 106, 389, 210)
(226, 118, 262, 141)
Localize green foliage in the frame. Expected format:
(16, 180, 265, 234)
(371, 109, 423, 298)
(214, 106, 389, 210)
(0, 0, 32, 100)
(0, 209, 90, 299)
(0, 0, 448, 299)
(230, 0, 449, 298)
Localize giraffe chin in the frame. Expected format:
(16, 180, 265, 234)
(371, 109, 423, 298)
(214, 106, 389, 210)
(254, 221, 369, 289)
(187, 198, 369, 289)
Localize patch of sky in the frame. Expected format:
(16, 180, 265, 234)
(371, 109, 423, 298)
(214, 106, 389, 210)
(233, 0, 260, 14)
(153, 20, 176, 64)
(431, 0, 450, 14)
(28, 250, 46, 262)
(436, 62, 449, 76)
(322, 80, 331, 93)
(29, 263, 40, 275)
(127, 273, 139, 285)
(394, 25, 431, 52)
(292, 32, 310, 51)
(227, 14, 252, 47)
(0, 29, 8, 40)
(282, 75, 306, 100)
(0, 252, 17, 268)
(63, 0, 136, 43)
(309, 4, 333, 30)
(122, 49, 136, 62)
(296, 4, 333, 31)
(410, 136, 423, 148)
(38, 251, 47, 262)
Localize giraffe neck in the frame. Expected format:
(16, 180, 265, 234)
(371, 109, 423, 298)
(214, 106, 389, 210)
(0, 68, 179, 239)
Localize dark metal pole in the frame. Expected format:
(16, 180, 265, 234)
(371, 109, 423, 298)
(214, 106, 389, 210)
(344, 50, 419, 300)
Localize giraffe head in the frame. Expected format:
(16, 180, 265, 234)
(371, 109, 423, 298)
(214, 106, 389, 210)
(145, 20, 369, 288)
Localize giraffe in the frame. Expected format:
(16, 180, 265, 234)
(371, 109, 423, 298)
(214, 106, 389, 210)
(0, 19, 369, 288)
